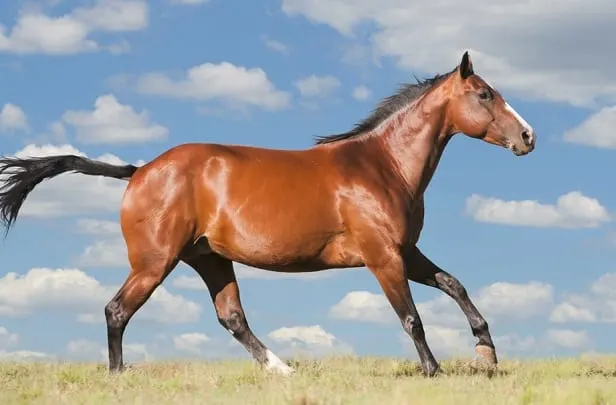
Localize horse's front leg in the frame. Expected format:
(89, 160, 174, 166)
(366, 249, 440, 376)
(404, 245, 497, 367)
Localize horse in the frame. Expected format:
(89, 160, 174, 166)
(0, 51, 535, 377)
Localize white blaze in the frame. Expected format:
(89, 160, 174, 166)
(504, 102, 533, 134)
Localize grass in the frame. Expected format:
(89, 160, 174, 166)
(2, 356, 616, 404)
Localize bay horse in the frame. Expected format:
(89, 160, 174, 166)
(0, 51, 535, 377)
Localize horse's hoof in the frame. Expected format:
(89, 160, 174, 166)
(470, 345, 498, 377)
(475, 344, 498, 365)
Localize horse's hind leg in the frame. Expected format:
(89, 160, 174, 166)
(105, 243, 181, 372)
(182, 253, 295, 376)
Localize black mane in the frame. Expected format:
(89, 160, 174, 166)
(314, 68, 457, 145)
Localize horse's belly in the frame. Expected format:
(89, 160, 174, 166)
(205, 222, 340, 267)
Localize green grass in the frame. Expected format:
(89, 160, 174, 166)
(2, 356, 616, 404)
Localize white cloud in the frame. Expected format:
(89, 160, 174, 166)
(494, 334, 537, 354)
(173, 333, 210, 354)
(0, 1, 148, 55)
(0, 12, 96, 55)
(294, 74, 341, 98)
(281, 0, 616, 107)
(414, 325, 474, 357)
(136, 62, 291, 111)
(546, 329, 591, 350)
(261, 35, 290, 55)
(0, 350, 52, 361)
(77, 237, 127, 268)
(4, 144, 137, 217)
(400, 326, 537, 358)
(329, 281, 553, 325)
(75, 219, 126, 268)
(473, 281, 554, 319)
(267, 325, 353, 357)
(466, 192, 611, 229)
(0, 268, 201, 324)
(0, 327, 19, 349)
(0, 103, 29, 132)
(549, 301, 597, 323)
(563, 106, 616, 149)
(550, 272, 616, 324)
(352, 85, 371, 101)
(71, 0, 148, 32)
(328, 291, 393, 324)
(61, 94, 168, 144)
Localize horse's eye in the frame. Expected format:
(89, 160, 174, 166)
(478, 89, 491, 100)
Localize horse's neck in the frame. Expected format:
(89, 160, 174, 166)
(376, 99, 451, 198)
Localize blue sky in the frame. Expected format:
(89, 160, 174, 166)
(1, 0, 615, 364)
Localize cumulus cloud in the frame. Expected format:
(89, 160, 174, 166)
(173, 333, 211, 354)
(550, 272, 616, 324)
(77, 237, 128, 268)
(493, 334, 537, 354)
(281, 0, 616, 107)
(466, 192, 611, 229)
(136, 62, 291, 111)
(61, 94, 168, 144)
(329, 281, 554, 326)
(546, 329, 591, 350)
(0, 1, 148, 55)
(399, 327, 537, 358)
(0, 103, 29, 132)
(294, 74, 341, 98)
(3, 144, 139, 217)
(416, 325, 474, 357)
(563, 106, 616, 149)
(71, 0, 148, 32)
(473, 281, 554, 319)
(75, 218, 128, 268)
(0, 267, 201, 324)
(328, 291, 393, 324)
(267, 325, 353, 357)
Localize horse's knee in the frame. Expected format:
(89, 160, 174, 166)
(437, 272, 468, 298)
(218, 311, 248, 336)
(402, 314, 425, 341)
(105, 298, 127, 331)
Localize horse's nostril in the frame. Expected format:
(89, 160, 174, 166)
(521, 130, 532, 146)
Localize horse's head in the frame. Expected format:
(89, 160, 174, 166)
(445, 51, 535, 156)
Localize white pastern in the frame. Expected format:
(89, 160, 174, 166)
(264, 349, 295, 376)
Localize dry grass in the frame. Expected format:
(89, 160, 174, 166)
(2, 356, 616, 404)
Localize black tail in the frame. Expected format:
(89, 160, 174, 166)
(0, 154, 138, 235)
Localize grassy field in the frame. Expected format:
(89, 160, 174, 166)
(2, 356, 616, 405)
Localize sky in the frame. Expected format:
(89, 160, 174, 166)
(0, 0, 615, 365)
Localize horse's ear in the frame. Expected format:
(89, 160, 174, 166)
(459, 51, 474, 79)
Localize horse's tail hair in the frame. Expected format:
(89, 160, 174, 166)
(0, 154, 138, 235)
